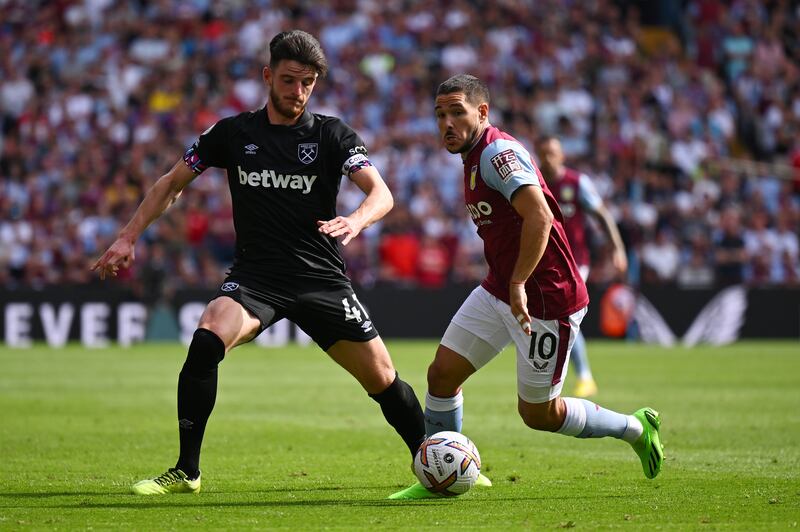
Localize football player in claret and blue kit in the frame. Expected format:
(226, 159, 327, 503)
(390, 74, 663, 500)
(535, 135, 629, 398)
(93, 30, 426, 495)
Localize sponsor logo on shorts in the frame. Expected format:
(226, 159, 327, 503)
(528, 331, 557, 372)
(490, 149, 523, 182)
(221, 282, 239, 292)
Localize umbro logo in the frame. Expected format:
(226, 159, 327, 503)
(221, 282, 239, 292)
(245, 144, 259, 155)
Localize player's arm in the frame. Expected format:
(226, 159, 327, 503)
(579, 173, 627, 273)
(91, 160, 197, 279)
(593, 203, 628, 273)
(317, 166, 393, 246)
(509, 185, 555, 334)
(480, 139, 553, 334)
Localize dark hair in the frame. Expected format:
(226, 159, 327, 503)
(436, 74, 490, 105)
(535, 135, 559, 147)
(269, 30, 328, 78)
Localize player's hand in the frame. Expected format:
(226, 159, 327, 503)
(90, 237, 135, 280)
(509, 281, 532, 335)
(317, 216, 362, 246)
(612, 248, 628, 275)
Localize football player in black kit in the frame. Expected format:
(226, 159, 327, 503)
(92, 30, 426, 495)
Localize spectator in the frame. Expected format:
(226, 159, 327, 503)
(770, 211, 799, 284)
(640, 228, 680, 284)
(714, 207, 748, 286)
(378, 206, 420, 286)
(416, 234, 450, 289)
(0, 0, 797, 291)
(677, 234, 715, 289)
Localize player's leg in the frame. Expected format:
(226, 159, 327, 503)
(389, 287, 506, 499)
(132, 283, 270, 495)
(512, 307, 663, 479)
(293, 286, 426, 458)
(425, 286, 509, 436)
(329, 336, 438, 503)
(424, 344, 473, 435)
(175, 295, 261, 478)
(570, 265, 596, 397)
(570, 331, 597, 397)
(327, 336, 426, 457)
(517, 396, 663, 479)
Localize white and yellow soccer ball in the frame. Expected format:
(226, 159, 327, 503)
(413, 431, 481, 496)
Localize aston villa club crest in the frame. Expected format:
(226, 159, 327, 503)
(298, 143, 318, 164)
(469, 165, 478, 190)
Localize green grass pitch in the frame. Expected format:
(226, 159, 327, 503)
(1, 340, 798, 529)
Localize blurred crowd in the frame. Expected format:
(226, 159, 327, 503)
(1, 0, 799, 295)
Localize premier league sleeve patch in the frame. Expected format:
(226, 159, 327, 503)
(490, 149, 523, 183)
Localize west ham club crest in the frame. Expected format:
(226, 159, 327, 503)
(298, 143, 318, 164)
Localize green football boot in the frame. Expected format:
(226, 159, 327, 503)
(131, 468, 201, 495)
(474, 473, 493, 487)
(388, 473, 491, 499)
(631, 407, 664, 479)
(387, 481, 443, 500)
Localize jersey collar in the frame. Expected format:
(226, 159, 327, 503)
(464, 126, 491, 162)
(262, 105, 314, 129)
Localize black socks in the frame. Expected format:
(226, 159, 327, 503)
(174, 332, 424, 476)
(175, 328, 225, 478)
(370, 373, 426, 458)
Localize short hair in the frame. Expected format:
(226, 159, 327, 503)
(535, 135, 559, 147)
(269, 30, 328, 78)
(436, 74, 490, 106)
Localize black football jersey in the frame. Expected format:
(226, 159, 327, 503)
(183, 107, 370, 284)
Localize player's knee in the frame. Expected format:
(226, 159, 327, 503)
(427, 345, 462, 393)
(181, 328, 226, 378)
(426, 360, 455, 396)
(362, 364, 397, 395)
(518, 399, 564, 432)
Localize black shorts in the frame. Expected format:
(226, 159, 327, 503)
(212, 275, 378, 351)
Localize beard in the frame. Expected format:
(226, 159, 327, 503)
(447, 125, 480, 154)
(269, 88, 305, 121)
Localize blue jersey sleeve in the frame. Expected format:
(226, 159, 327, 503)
(479, 139, 541, 201)
(578, 173, 603, 212)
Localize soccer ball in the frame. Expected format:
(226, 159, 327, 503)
(413, 431, 481, 496)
